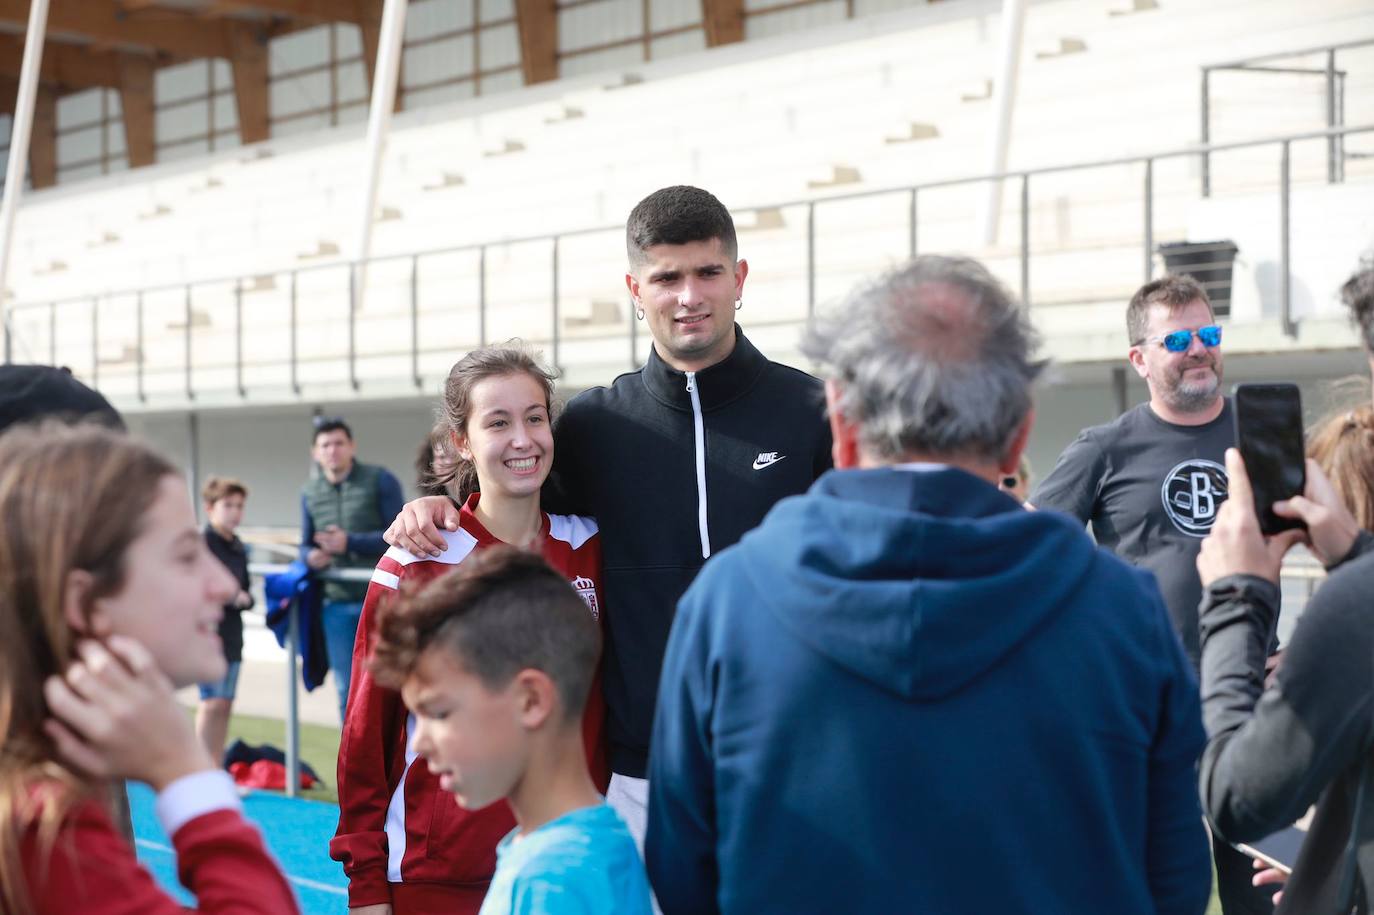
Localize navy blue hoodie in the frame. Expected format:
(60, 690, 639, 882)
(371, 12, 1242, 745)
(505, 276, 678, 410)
(646, 466, 1211, 914)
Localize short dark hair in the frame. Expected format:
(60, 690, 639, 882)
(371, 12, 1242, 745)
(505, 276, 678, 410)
(1126, 275, 1213, 345)
(370, 547, 600, 722)
(626, 185, 737, 269)
(1342, 261, 1374, 353)
(202, 476, 248, 505)
(0, 365, 123, 434)
(311, 416, 352, 444)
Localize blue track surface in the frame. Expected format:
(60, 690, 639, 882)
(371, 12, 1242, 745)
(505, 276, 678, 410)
(129, 783, 347, 914)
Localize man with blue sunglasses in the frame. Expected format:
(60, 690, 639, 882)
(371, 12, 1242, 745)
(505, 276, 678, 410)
(1032, 274, 1229, 661)
(1033, 274, 1276, 915)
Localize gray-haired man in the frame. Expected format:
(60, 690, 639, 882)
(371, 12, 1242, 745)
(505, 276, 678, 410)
(646, 256, 1212, 914)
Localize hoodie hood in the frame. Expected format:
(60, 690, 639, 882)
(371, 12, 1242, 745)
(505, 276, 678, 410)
(739, 466, 1100, 699)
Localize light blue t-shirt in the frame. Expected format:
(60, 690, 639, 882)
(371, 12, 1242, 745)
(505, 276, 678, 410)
(477, 802, 653, 915)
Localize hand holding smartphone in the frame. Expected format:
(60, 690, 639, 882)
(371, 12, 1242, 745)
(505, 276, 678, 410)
(1235, 824, 1306, 875)
(1233, 383, 1307, 535)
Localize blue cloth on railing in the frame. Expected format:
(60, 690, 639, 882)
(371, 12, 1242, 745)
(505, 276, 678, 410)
(263, 560, 329, 692)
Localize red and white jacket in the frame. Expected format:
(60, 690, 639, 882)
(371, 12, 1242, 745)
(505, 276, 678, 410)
(20, 772, 298, 914)
(330, 494, 609, 912)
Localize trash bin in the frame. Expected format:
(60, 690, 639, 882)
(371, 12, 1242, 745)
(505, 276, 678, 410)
(1157, 240, 1238, 317)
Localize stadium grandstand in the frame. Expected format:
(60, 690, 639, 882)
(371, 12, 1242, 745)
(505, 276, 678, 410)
(3, 2, 1374, 911)
(1, 0, 1372, 527)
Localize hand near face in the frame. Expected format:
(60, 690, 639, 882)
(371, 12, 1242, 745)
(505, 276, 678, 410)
(43, 637, 215, 791)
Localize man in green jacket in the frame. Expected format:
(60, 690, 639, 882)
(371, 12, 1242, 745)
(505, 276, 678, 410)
(300, 417, 403, 723)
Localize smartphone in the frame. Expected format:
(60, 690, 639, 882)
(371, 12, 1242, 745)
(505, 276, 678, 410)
(1235, 825, 1306, 875)
(1233, 383, 1306, 535)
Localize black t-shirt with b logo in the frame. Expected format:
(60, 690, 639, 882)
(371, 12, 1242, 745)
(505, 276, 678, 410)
(1031, 400, 1234, 667)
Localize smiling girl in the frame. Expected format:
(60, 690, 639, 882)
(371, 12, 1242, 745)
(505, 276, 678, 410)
(332, 344, 607, 915)
(0, 423, 297, 915)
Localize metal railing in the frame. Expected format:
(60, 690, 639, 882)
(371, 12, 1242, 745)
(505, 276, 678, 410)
(1200, 38, 1374, 196)
(245, 548, 1329, 801)
(5, 124, 1374, 392)
(248, 561, 370, 799)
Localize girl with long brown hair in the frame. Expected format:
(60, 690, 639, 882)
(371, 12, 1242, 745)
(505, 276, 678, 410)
(332, 343, 608, 914)
(0, 423, 298, 914)
(1308, 403, 1374, 531)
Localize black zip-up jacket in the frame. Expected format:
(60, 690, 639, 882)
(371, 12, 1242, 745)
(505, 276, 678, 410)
(205, 524, 254, 664)
(549, 325, 832, 777)
(1199, 530, 1374, 913)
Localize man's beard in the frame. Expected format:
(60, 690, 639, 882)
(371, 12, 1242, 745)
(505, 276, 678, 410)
(1161, 357, 1221, 413)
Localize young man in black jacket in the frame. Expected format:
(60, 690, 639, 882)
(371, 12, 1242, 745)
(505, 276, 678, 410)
(384, 186, 832, 852)
(1196, 263, 1374, 912)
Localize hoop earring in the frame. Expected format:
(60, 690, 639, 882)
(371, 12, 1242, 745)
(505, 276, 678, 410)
(735, 298, 743, 311)
(635, 304, 645, 321)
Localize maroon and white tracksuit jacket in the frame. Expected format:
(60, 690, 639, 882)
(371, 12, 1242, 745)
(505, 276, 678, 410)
(330, 494, 608, 912)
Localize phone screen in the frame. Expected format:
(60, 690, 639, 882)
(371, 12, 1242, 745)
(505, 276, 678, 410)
(1233, 383, 1306, 535)
(1235, 825, 1306, 874)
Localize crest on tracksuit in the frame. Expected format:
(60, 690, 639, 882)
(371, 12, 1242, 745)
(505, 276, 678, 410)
(571, 576, 599, 620)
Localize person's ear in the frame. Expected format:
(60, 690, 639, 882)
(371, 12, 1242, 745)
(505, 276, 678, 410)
(512, 669, 557, 731)
(824, 379, 861, 470)
(625, 271, 641, 306)
(1128, 345, 1149, 380)
(733, 258, 749, 297)
(450, 429, 472, 464)
(63, 569, 111, 638)
(999, 409, 1035, 476)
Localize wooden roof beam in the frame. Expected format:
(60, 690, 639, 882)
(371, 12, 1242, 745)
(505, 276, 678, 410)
(515, 0, 557, 85)
(0, 34, 141, 91)
(0, 75, 17, 115)
(353, 0, 382, 86)
(702, 0, 744, 46)
(118, 52, 156, 167)
(0, 1, 236, 58)
(198, 0, 365, 20)
(228, 21, 269, 144)
(30, 85, 57, 188)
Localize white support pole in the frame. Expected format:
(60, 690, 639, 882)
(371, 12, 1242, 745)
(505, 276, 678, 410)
(976, 0, 1027, 245)
(0, 0, 52, 360)
(351, 0, 409, 309)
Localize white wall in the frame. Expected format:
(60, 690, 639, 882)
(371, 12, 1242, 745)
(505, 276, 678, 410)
(126, 398, 438, 530)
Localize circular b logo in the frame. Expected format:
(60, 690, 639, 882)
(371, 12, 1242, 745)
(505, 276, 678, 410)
(1160, 459, 1229, 537)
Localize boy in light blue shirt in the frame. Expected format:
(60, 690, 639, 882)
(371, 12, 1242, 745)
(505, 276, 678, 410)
(369, 546, 653, 915)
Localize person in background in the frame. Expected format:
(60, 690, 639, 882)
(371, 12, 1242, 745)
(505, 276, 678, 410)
(1030, 276, 1267, 914)
(299, 416, 404, 723)
(415, 421, 461, 499)
(196, 477, 254, 768)
(1307, 403, 1374, 531)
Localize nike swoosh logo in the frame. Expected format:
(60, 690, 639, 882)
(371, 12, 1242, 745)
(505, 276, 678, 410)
(752, 455, 786, 470)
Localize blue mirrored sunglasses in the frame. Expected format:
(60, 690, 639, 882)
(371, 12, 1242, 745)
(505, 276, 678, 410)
(1141, 324, 1222, 353)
